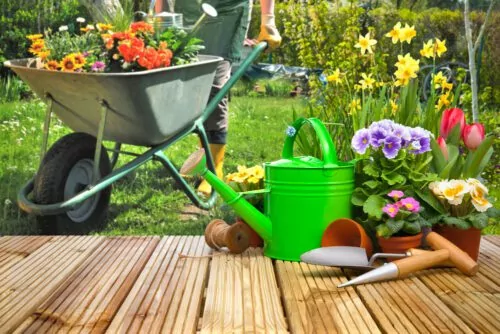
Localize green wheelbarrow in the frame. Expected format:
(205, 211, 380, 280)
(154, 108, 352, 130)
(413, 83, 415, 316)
(4, 42, 268, 234)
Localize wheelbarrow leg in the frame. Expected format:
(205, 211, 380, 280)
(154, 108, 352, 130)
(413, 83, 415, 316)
(110, 143, 122, 169)
(93, 101, 109, 184)
(40, 94, 53, 162)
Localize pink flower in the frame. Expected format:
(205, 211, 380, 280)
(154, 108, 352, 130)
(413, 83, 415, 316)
(440, 108, 465, 139)
(437, 136, 448, 160)
(383, 204, 399, 218)
(388, 190, 404, 200)
(399, 197, 420, 213)
(462, 123, 485, 150)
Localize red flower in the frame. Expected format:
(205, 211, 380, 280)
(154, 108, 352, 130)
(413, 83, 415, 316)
(462, 123, 485, 150)
(138, 47, 158, 70)
(112, 32, 134, 41)
(157, 49, 173, 67)
(130, 21, 154, 34)
(117, 43, 135, 63)
(440, 108, 465, 139)
(437, 136, 448, 160)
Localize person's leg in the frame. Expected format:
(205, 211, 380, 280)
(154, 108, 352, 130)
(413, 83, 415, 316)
(197, 60, 232, 195)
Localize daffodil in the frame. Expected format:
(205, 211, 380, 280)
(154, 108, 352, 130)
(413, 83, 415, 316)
(327, 68, 342, 84)
(359, 73, 375, 90)
(434, 38, 447, 57)
(439, 180, 470, 205)
(395, 53, 420, 72)
(355, 32, 377, 55)
(348, 99, 361, 115)
(390, 100, 398, 114)
(432, 71, 447, 89)
(420, 39, 434, 58)
(400, 24, 417, 44)
(394, 64, 418, 87)
(385, 22, 402, 44)
(436, 91, 451, 110)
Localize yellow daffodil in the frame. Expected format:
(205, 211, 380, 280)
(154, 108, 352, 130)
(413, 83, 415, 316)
(434, 38, 447, 57)
(400, 24, 417, 44)
(26, 34, 43, 41)
(432, 71, 447, 89)
(436, 91, 451, 110)
(348, 99, 361, 115)
(390, 100, 398, 114)
(420, 39, 434, 58)
(327, 68, 342, 84)
(359, 73, 375, 90)
(355, 32, 377, 55)
(439, 180, 470, 205)
(385, 22, 402, 44)
(394, 65, 418, 87)
(354, 84, 362, 91)
(395, 53, 420, 72)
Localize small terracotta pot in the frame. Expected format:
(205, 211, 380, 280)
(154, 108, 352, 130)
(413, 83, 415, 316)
(432, 225, 481, 261)
(377, 233, 423, 254)
(235, 218, 264, 247)
(321, 218, 373, 257)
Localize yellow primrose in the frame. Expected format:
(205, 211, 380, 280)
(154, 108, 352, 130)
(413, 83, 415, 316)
(436, 91, 451, 110)
(385, 22, 402, 44)
(251, 165, 265, 179)
(471, 196, 493, 212)
(355, 32, 377, 55)
(226, 173, 236, 183)
(359, 73, 375, 90)
(439, 180, 470, 205)
(399, 24, 417, 44)
(247, 176, 260, 184)
(434, 38, 447, 57)
(467, 178, 489, 198)
(327, 68, 342, 84)
(420, 39, 434, 58)
(429, 181, 443, 197)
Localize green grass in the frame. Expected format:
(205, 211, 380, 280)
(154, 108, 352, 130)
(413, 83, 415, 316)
(0, 96, 307, 235)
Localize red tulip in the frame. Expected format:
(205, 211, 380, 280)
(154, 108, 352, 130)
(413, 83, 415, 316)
(462, 123, 485, 150)
(437, 136, 448, 160)
(440, 108, 465, 139)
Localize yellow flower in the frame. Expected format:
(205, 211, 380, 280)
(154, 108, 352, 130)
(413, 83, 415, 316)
(26, 34, 43, 41)
(96, 23, 113, 31)
(28, 39, 45, 55)
(60, 55, 77, 72)
(467, 178, 489, 198)
(436, 91, 451, 110)
(251, 165, 265, 179)
(399, 24, 417, 44)
(439, 180, 470, 205)
(44, 60, 60, 71)
(385, 22, 402, 44)
(69, 53, 86, 68)
(327, 68, 342, 84)
(81, 24, 95, 33)
(359, 73, 375, 90)
(420, 39, 434, 58)
(390, 100, 398, 114)
(355, 32, 377, 55)
(471, 196, 493, 212)
(429, 181, 443, 196)
(432, 71, 447, 89)
(395, 53, 420, 73)
(434, 38, 447, 57)
(225, 173, 236, 183)
(394, 64, 418, 87)
(354, 84, 362, 91)
(37, 50, 50, 61)
(247, 176, 260, 184)
(348, 99, 361, 115)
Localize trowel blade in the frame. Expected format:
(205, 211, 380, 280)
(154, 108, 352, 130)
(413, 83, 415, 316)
(300, 246, 374, 270)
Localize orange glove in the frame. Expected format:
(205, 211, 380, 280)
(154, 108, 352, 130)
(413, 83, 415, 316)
(257, 14, 282, 51)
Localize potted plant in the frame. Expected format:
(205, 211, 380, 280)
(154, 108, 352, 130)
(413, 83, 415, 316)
(350, 119, 437, 251)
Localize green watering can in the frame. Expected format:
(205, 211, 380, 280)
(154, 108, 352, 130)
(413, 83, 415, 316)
(185, 117, 356, 261)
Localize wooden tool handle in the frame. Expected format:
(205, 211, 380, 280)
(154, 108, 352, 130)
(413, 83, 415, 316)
(408, 248, 454, 267)
(396, 249, 450, 278)
(426, 232, 478, 276)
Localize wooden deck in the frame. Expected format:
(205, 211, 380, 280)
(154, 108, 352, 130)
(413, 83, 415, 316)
(1, 235, 499, 333)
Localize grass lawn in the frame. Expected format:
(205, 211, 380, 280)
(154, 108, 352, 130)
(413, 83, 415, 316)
(0, 96, 307, 235)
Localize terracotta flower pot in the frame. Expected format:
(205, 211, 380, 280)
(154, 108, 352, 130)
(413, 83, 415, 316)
(377, 233, 423, 254)
(433, 225, 481, 261)
(321, 218, 373, 257)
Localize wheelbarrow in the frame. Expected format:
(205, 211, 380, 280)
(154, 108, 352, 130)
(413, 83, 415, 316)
(4, 42, 268, 234)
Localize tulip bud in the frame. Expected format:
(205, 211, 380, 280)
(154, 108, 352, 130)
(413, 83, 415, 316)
(462, 123, 485, 150)
(437, 136, 448, 160)
(440, 108, 465, 139)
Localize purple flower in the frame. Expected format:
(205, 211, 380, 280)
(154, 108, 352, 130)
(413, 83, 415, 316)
(399, 197, 420, 213)
(388, 190, 404, 200)
(351, 129, 371, 154)
(82, 51, 89, 57)
(382, 135, 401, 159)
(383, 204, 399, 218)
(370, 119, 395, 132)
(91, 61, 105, 72)
(369, 127, 388, 148)
(391, 123, 412, 146)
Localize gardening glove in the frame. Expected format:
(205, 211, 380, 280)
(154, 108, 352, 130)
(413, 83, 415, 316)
(257, 14, 282, 51)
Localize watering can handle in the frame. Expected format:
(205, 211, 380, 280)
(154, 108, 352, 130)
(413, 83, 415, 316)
(282, 117, 338, 165)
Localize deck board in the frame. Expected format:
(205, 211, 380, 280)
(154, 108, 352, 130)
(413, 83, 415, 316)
(0, 235, 499, 333)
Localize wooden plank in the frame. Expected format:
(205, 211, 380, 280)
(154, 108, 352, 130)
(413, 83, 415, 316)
(275, 260, 379, 333)
(478, 239, 500, 286)
(484, 235, 500, 248)
(0, 236, 53, 273)
(0, 236, 103, 332)
(107, 236, 211, 333)
(201, 248, 287, 334)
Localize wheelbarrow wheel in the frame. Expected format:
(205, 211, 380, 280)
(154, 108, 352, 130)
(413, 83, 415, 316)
(34, 132, 112, 235)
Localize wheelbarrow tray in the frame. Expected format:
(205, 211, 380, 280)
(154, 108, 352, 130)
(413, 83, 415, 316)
(5, 55, 223, 146)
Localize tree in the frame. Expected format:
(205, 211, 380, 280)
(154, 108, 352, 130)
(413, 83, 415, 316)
(79, 0, 123, 22)
(463, 0, 496, 122)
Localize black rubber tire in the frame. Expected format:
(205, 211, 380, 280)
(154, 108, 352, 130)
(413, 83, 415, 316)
(34, 132, 112, 235)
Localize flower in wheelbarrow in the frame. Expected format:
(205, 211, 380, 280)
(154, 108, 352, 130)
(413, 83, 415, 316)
(96, 23, 114, 31)
(59, 25, 69, 32)
(90, 61, 105, 72)
(26, 34, 43, 41)
(81, 24, 95, 33)
(354, 32, 377, 55)
(137, 47, 159, 70)
(382, 135, 401, 159)
(130, 21, 154, 34)
(440, 108, 465, 139)
(44, 60, 60, 71)
(76, 17, 86, 23)
(399, 24, 416, 44)
(60, 55, 77, 72)
(28, 39, 45, 55)
(118, 38, 145, 63)
(385, 22, 402, 44)
(71, 53, 86, 68)
(462, 123, 485, 150)
(399, 197, 420, 213)
(285, 126, 296, 137)
(388, 190, 404, 200)
(37, 50, 50, 61)
(351, 128, 371, 154)
(157, 49, 173, 67)
(383, 204, 399, 218)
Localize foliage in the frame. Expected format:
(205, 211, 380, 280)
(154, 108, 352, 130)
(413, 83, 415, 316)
(0, 76, 31, 103)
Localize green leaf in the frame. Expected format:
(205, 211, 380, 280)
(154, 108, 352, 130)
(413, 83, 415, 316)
(403, 221, 421, 235)
(442, 217, 470, 229)
(381, 171, 406, 186)
(351, 188, 368, 206)
(376, 224, 392, 238)
(464, 136, 495, 178)
(447, 123, 462, 146)
(363, 195, 386, 219)
(439, 145, 459, 179)
(415, 189, 447, 214)
(430, 139, 446, 173)
(363, 163, 380, 177)
(467, 213, 489, 230)
(363, 180, 381, 189)
(387, 219, 405, 235)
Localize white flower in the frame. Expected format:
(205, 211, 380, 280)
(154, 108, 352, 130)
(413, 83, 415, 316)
(467, 178, 488, 198)
(439, 180, 470, 205)
(76, 17, 86, 23)
(59, 25, 69, 32)
(471, 196, 493, 212)
(429, 181, 443, 196)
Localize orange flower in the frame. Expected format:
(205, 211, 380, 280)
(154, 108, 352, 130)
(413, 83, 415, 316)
(72, 53, 86, 67)
(37, 50, 50, 61)
(96, 23, 113, 31)
(157, 49, 173, 67)
(26, 34, 43, 41)
(130, 21, 154, 34)
(159, 41, 168, 50)
(60, 55, 77, 72)
(112, 32, 134, 41)
(138, 47, 158, 70)
(105, 38, 114, 50)
(29, 39, 45, 55)
(44, 60, 60, 71)
(117, 44, 136, 63)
